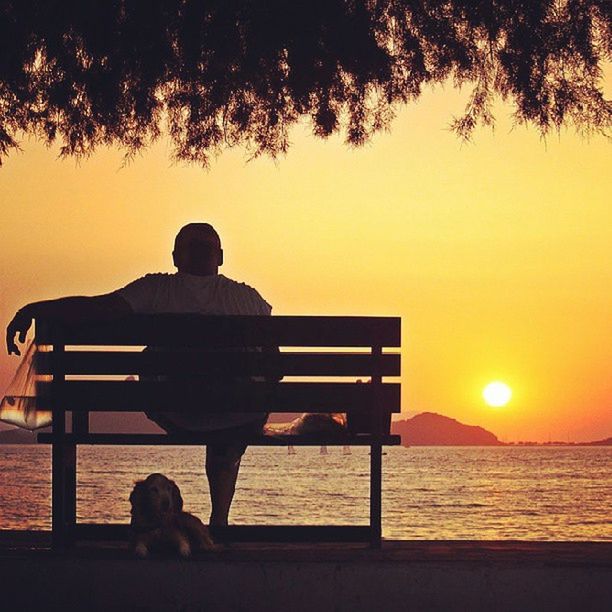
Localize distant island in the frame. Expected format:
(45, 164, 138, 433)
(391, 412, 502, 446)
(0, 411, 610, 446)
(390, 413, 612, 446)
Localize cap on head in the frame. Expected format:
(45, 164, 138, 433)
(173, 223, 223, 273)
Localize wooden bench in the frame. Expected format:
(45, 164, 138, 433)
(35, 314, 401, 549)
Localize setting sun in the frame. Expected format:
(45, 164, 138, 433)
(483, 382, 512, 407)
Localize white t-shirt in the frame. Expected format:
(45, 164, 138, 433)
(116, 272, 272, 431)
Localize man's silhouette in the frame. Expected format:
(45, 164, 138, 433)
(6, 223, 271, 526)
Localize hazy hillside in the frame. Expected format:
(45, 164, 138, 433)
(579, 437, 612, 446)
(0, 412, 162, 440)
(391, 412, 502, 446)
(0, 428, 40, 443)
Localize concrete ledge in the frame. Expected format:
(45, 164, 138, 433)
(1, 535, 610, 611)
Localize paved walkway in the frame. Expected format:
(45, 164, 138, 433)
(1, 532, 610, 611)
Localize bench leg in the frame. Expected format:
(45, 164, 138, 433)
(51, 442, 77, 550)
(369, 442, 382, 548)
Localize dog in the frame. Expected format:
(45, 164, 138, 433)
(129, 473, 216, 558)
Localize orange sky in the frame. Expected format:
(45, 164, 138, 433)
(1, 83, 610, 442)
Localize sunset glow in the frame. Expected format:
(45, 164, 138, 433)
(0, 82, 610, 443)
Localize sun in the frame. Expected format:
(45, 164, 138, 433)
(483, 381, 512, 407)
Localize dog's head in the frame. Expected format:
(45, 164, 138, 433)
(129, 473, 183, 528)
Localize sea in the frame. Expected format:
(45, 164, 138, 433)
(0, 445, 610, 540)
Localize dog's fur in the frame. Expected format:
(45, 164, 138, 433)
(129, 473, 215, 558)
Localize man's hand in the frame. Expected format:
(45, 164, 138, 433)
(6, 294, 132, 356)
(6, 308, 32, 356)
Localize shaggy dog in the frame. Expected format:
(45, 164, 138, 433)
(129, 473, 215, 558)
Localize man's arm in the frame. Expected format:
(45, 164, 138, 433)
(6, 293, 132, 355)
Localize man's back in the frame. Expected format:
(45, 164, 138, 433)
(116, 271, 272, 432)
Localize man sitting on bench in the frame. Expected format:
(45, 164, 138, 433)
(6, 222, 272, 526)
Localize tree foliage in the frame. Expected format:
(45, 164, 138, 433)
(0, 0, 609, 164)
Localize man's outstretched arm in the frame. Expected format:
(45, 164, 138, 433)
(6, 293, 132, 355)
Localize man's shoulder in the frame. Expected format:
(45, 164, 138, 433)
(125, 272, 172, 284)
(218, 274, 263, 296)
(115, 272, 169, 293)
(218, 274, 257, 291)
(145, 272, 173, 280)
(218, 275, 271, 313)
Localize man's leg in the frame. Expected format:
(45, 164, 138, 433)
(147, 412, 266, 526)
(205, 442, 247, 526)
(146, 412, 244, 525)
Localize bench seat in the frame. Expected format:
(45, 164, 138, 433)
(38, 432, 401, 446)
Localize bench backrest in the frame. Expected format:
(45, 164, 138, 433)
(35, 315, 401, 433)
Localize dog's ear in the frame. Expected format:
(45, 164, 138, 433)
(170, 480, 183, 512)
(129, 481, 146, 512)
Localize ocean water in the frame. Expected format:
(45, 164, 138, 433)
(0, 445, 610, 540)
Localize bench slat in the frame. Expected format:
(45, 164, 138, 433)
(36, 381, 401, 413)
(37, 433, 401, 445)
(35, 315, 401, 347)
(35, 351, 400, 377)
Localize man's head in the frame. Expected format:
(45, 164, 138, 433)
(173, 223, 223, 275)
